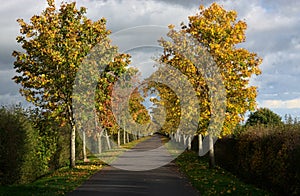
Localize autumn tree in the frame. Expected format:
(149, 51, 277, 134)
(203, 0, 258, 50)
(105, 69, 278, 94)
(95, 66, 151, 148)
(246, 108, 283, 126)
(148, 97, 167, 134)
(12, 0, 128, 167)
(146, 82, 181, 135)
(129, 87, 151, 137)
(156, 3, 262, 167)
(95, 66, 135, 149)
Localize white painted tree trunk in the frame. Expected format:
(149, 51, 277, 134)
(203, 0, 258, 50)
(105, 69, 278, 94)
(209, 134, 215, 168)
(188, 135, 192, 150)
(68, 104, 76, 168)
(183, 134, 187, 146)
(198, 134, 203, 156)
(123, 129, 126, 144)
(97, 132, 102, 154)
(105, 129, 111, 150)
(70, 122, 76, 167)
(82, 129, 87, 161)
(117, 130, 121, 147)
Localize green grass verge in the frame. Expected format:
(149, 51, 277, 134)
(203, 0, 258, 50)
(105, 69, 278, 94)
(0, 158, 103, 196)
(0, 136, 151, 196)
(175, 151, 272, 196)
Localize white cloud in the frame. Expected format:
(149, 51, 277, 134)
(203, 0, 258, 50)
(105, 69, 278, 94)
(75, 0, 197, 32)
(261, 98, 300, 109)
(127, 47, 161, 79)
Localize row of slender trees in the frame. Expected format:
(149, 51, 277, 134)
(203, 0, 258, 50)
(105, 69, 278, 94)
(12, 1, 262, 168)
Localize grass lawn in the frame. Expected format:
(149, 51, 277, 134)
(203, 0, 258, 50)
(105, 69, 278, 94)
(175, 151, 272, 196)
(0, 136, 151, 196)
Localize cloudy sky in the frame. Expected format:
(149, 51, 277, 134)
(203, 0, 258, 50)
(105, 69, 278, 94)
(1, 0, 300, 119)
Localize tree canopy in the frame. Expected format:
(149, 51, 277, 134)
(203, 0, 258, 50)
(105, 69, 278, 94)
(246, 108, 283, 126)
(154, 3, 262, 137)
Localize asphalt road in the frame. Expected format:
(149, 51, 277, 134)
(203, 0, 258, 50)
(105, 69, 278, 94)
(68, 134, 200, 196)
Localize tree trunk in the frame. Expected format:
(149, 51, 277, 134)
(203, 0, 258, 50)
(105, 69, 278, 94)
(97, 132, 102, 154)
(82, 129, 88, 162)
(188, 135, 192, 150)
(68, 105, 76, 168)
(105, 129, 111, 150)
(123, 129, 126, 144)
(183, 134, 187, 146)
(208, 134, 215, 168)
(198, 134, 203, 156)
(126, 132, 130, 143)
(70, 124, 76, 168)
(134, 132, 137, 140)
(117, 130, 121, 147)
(94, 110, 102, 154)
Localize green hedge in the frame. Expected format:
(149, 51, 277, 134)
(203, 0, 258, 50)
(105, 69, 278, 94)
(0, 106, 82, 185)
(215, 125, 300, 195)
(0, 106, 47, 184)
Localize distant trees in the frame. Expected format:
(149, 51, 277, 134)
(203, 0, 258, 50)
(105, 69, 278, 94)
(246, 108, 283, 126)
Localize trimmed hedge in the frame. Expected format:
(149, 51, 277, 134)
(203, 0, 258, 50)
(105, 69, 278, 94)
(0, 106, 82, 185)
(0, 106, 46, 184)
(215, 125, 300, 195)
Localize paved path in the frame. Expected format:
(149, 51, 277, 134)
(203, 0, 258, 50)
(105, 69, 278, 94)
(68, 134, 199, 196)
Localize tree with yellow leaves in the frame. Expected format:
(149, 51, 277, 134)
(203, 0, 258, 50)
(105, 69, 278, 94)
(12, 0, 129, 167)
(157, 3, 262, 167)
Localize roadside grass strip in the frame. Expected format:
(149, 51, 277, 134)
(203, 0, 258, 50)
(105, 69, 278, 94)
(0, 136, 151, 196)
(175, 151, 272, 196)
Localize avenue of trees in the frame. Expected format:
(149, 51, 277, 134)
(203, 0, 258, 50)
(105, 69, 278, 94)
(1, 1, 298, 194)
(9, 0, 261, 175)
(145, 3, 262, 167)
